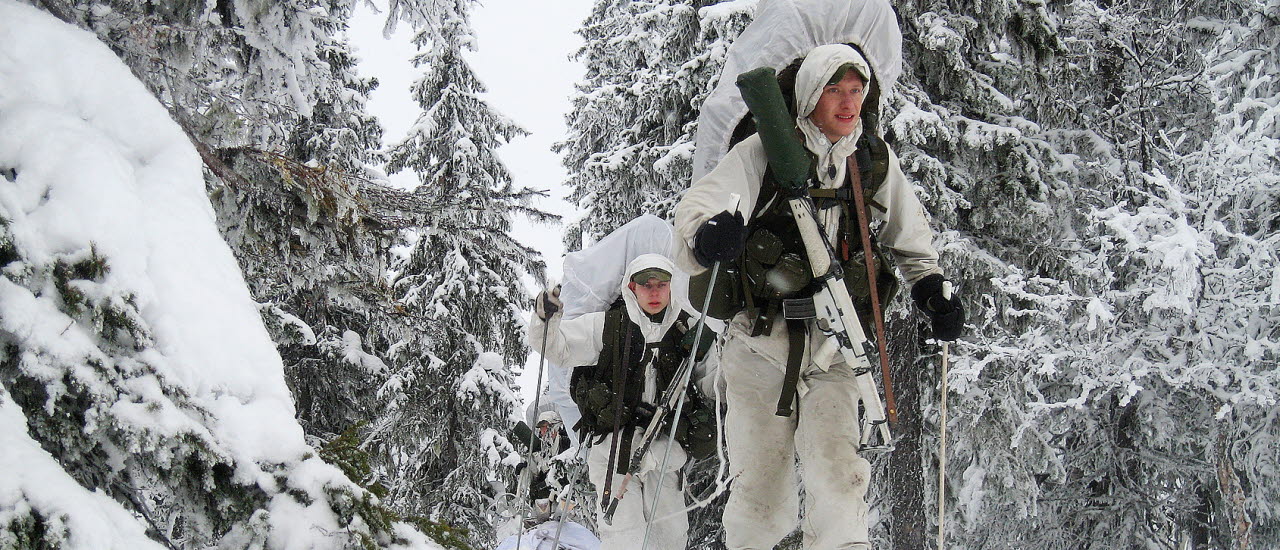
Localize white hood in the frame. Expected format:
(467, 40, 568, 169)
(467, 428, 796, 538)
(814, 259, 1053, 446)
(794, 44, 872, 119)
(619, 253, 691, 343)
(794, 44, 873, 187)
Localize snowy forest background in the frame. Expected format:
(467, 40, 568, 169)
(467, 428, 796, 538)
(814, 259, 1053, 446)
(0, 0, 1276, 549)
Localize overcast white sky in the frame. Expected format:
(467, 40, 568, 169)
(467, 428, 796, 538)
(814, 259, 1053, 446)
(347, 0, 592, 406)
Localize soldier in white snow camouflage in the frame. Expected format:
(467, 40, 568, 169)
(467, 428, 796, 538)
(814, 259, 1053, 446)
(674, 44, 965, 549)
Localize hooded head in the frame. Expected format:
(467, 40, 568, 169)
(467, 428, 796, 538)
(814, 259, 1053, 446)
(620, 253, 690, 341)
(536, 410, 561, 427)
(535, 410, 562, 439)
(795, 44, 873, 157)
(795, 44, 873, 119)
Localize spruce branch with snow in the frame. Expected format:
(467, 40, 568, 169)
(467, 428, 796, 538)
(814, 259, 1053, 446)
(558, 0, 751, 249)
(880, 1, 1279, 548)
(0, 4, 441, 548)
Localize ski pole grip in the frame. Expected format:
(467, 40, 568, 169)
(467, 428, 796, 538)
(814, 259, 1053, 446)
(736, 67, 811, 191)
(942, 280, 953, 300)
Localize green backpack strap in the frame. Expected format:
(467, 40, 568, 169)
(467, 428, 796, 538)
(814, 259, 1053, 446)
(857, 132, 890, 212)
(568, 301, 629, 438)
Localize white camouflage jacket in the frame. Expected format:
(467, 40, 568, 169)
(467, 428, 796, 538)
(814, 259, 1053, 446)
(673, 44, 941, 286)
(672, 45, 943, 374)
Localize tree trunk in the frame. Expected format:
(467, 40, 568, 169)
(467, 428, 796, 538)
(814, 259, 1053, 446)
(887, 317, 929, 550)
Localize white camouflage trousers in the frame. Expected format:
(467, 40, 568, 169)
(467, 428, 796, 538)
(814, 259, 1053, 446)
(721, 329, 873, 550)
(587, 431, 688, 550)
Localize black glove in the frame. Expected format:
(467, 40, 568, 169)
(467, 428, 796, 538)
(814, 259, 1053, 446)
(631, 402, 657, 427)
(911, 274, 965, 341)
(534, 285, 562, 321)
(692, 210, 747, 268)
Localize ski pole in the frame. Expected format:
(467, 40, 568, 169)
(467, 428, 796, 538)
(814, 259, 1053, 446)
(640, 193, 737, 550)
(937, 281, 952, 550)
(640, 272, 716, 550)
(517, 307, 553, 550)
(550, 436, 593, 549)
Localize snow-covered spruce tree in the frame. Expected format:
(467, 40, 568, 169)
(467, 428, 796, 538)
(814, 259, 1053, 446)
(23, 1, 501, 548)
(0, 4, 438, 548)
(33, 0, 384, 165)
(557, 1, 752, 546)
(875, 2, 1083, 547)
(1144, 3, 1280, 546)
(212, 151, 401, 442)
(363, 0, 552, 544)
(558, 0, 751, 248)
(882, 1, 1278, 548)
(25, 0, 417, 447)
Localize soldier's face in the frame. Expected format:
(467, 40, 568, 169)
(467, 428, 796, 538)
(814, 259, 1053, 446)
(629, 278, 671, 315)
(809, 71, 865, 142)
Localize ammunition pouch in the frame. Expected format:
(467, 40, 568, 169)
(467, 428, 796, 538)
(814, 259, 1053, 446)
(842, 241, 899, 325)
(691, 229, 898, 332)
(689, 261, 744, 321)
(744, 228, 812, 300)
(675, 390, 718, 460)
(570, 377, 616, 436)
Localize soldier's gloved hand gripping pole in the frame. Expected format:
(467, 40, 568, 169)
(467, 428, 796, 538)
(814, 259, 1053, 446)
(736, 66, 893, 452)
(601, 195, 740, 530)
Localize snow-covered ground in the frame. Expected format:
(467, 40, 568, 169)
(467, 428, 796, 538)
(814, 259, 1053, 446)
(0, 2, 439, 548)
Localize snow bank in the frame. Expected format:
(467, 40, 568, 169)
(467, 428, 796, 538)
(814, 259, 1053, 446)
(0, 2, 436, 547)
(0, 0, 300, 462)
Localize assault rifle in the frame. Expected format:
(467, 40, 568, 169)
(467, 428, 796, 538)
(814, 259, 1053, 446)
(735, 66, 892, 453)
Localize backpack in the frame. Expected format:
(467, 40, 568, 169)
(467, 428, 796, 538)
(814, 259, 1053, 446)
(568, 301, 719, 460)
(689, 44, 900, 329)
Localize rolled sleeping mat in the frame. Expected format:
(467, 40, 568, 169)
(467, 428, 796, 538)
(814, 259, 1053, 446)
(734, 66, 813, 192)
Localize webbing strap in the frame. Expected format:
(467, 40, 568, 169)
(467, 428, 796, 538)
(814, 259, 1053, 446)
(616, 424, 636, 472)
(775, 318, 807, 417)
(600, 322, 633, 506)
(808, 188, 852, 200)
(848, 155, 897, 423)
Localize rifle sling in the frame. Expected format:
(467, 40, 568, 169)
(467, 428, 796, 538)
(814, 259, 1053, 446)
(775, 318, 808, 416)
(848, 154, 897, 423)
(600, 319, 634, 505)
(616, 424, 637, 473)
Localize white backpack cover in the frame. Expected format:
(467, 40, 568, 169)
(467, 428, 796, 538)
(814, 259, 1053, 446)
(557, 214, 691, 319)
(692, 0, 903, 182)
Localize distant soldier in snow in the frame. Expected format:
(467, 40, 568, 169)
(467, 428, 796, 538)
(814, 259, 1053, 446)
(511, 407, 573, 522)
(673, 44, 965, 549)
(528, 254, 717, 550)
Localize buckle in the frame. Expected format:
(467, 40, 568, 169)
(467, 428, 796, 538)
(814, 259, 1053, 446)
(781, 297, 816, 320)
